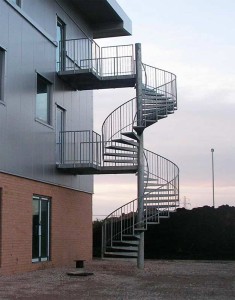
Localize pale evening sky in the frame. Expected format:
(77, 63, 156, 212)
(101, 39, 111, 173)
(92, 0, 235, 219)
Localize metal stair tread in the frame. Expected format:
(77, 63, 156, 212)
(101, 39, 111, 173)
(113, 240, 139, 245)
(112, 138, 138, 146)
(143, 98, 173, 103)
(107, 246, 138, 251)
(122, 234, 140, 238)
(146, 221, 160, 225)
(133, 125, 145, 134)
(104, 159, 137, 163)
(104, 252, 138, 257)
(105, 145, 137, 152)
(144, 193, 177, 198)
(144, 199, 179, 204)
(144, 178, 163, 182)
(144, 188, 175, 192)
(121, 131, 139, 141)
(104, 152, 137, 158)
(144, 204, 177, 209)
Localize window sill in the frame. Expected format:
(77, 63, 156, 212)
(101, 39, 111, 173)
(35, 118, 54, 129)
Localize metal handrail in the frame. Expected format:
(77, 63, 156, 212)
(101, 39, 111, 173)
(58, 130, 102, 166)
(58, 38, 135, 78)
(102, 149, 179, 250)
(102, 97, 137, 151)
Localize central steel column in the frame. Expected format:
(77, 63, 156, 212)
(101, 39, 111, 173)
(135, 43, 145, 270)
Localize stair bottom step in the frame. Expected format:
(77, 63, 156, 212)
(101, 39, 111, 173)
(107, 246, 138, 251)
(102, 257, 137, 262)
(104, 251, 138, 258)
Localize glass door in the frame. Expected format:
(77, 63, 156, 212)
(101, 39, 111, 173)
(56, 106, 65, 163)
(32, 196, 50, 262)
(56, 17, 66, 71)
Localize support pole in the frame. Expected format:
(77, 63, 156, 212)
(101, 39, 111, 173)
(135, 43, 145, 270)
(211, 148, 215, 208)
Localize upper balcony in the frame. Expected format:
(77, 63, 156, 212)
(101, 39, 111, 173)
(57, 39, 136, 90)
(70, 0, 132, 39)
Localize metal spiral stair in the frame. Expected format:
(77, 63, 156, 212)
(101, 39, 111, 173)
(55, 40, 179, 262)
(101, 63, 179, 259)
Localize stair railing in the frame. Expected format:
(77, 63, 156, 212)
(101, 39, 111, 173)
(58, 38, 135, 78)
(58, 130, 101, 166)
(101, 97, 138, 164)
(102, 150, 179, 256)
(142, 64, 177, 93)
(142, 64, 177, 123)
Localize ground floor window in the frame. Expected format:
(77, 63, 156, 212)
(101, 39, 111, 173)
(32, 195, 50, 262)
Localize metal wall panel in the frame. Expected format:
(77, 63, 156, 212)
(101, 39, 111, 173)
(0, 0, 94, 193)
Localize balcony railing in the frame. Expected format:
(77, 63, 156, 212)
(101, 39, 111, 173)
(58, 130, 101, 167)
(58, 38, 135, 78)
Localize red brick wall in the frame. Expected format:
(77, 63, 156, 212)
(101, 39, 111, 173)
(0, 172, 92, 275)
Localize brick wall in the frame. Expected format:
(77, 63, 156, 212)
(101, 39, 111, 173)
(0, 172, 92, 275)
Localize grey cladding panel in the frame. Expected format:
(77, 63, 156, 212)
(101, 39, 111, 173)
(0, 0, 94, 193)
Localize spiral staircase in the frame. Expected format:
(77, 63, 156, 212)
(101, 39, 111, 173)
(56, 41, 179, 266)
(101, 60, 179, 260)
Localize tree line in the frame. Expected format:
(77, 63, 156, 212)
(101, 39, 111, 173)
(93, 205, 235, 260)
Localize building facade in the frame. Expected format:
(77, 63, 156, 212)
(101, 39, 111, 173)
(0, 0, 131, 274)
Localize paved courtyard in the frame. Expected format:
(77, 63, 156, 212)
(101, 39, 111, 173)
(0, 259, 234, 299)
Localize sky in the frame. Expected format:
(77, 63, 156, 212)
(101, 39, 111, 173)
(92, 0, 235, 219)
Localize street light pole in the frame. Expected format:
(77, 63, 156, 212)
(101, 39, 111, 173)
(211, 148, 215, 208)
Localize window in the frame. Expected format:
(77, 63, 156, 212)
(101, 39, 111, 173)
(32, 195, 50, 262)
(11, 0, 21, 7)
(36, 74, 51, 124)
(0, 48, 5, 102)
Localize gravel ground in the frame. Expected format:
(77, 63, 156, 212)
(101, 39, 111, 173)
(0, 259, 234, 300)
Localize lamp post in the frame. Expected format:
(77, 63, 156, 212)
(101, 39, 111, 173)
(211, 148, 215, 208)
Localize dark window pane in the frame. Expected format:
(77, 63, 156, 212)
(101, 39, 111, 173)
(41, 200, 49, 258)
(12, 0, 21, 6)
(32, 199, 40, 260)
